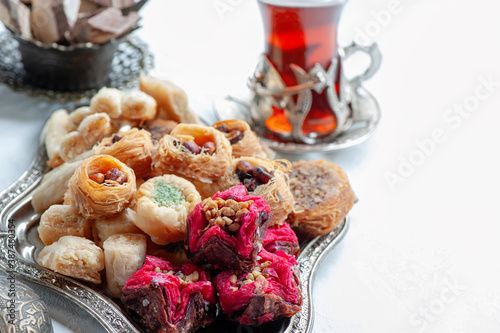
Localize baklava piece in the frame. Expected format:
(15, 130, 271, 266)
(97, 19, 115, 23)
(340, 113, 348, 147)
(186, 185, 271, 272)
(288, 160, 356, 239)
(121, 256, 216, 333)
(214, 249, 302, 325)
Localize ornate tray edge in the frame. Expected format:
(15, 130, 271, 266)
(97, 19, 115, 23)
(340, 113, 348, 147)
(0, 122, 350, 333)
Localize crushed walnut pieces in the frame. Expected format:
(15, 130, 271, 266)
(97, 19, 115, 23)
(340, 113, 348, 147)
(201, 197, 254, 232)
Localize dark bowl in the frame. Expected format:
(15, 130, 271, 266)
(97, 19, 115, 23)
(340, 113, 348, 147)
(6, 0, 149, 92)
(12, 33, 125, 92)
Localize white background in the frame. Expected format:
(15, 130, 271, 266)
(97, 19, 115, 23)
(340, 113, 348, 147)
(1, 0, 500, 332)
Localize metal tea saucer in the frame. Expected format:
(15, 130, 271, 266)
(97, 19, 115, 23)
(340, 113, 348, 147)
(213, 85, 381, 153)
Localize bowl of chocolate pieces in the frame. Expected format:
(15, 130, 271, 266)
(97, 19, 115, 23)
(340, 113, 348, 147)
(0, 0, 147, 91)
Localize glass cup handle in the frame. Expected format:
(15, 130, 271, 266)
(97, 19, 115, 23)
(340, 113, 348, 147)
(339, 42, 382, 89)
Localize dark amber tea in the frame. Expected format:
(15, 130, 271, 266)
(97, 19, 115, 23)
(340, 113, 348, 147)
(257, 0, 345, 138)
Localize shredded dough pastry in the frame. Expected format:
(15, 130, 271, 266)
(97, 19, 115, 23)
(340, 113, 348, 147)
(127, 175, 201, 245)
(287, 160, 356, 238)
(37, 236, 104, 284)
(67, 155, 136, 218)
(152, 124, 232, 182)
(212, 119, 268, 159)
(94, 128, 154, 178)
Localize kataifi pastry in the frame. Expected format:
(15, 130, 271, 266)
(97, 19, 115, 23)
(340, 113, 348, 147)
(94, 128, 154, 178)
(212, 119, 268, 159)
(127, 175, 201, 245)
(287, 160, 356, 238)
(151, 124, 232, 182)
(67, 155, 136, 219)
(142, 118, 178, 141)
(186, 184, 271, 272)
(121, 256, 217, 333)
(37, 236, 104, 284)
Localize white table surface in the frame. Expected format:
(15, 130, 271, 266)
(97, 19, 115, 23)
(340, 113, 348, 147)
(2, 0, 500, 332)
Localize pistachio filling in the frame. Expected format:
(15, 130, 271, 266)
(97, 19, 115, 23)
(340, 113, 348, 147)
(152, 181, 185, 207)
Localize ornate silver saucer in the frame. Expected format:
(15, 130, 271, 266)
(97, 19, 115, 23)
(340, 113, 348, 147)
(214, 85, 380, 153)
(0, 113, 350, 332)
(214, 42, 381, 153)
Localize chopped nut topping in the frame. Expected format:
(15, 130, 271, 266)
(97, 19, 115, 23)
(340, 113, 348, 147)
(180, 139, 217, 156)
(153, 266, 200, 284)
(289, 164, 334, 209)
(233, 261, 271, 288)
(227, 223, 240, 232)
(220, 207, 235, 217)
(215, 122, 246, 144)
(201, 198, 254, 232)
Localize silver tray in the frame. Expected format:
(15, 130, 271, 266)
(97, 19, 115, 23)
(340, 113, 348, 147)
(0, 122, 349, 333)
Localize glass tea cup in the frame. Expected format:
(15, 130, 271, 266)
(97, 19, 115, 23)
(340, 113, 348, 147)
(249, 0, 381, 144)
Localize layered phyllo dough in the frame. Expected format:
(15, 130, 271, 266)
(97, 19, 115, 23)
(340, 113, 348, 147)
(127, 175, 201, 245)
